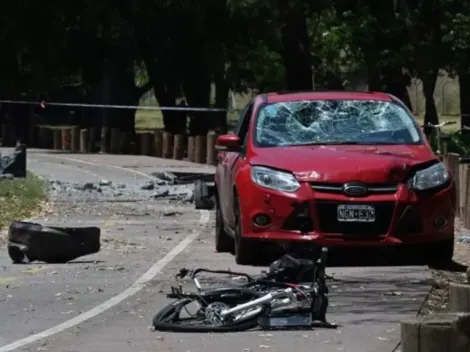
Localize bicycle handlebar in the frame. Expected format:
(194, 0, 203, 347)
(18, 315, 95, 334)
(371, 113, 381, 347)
(422, 121, 457, 128)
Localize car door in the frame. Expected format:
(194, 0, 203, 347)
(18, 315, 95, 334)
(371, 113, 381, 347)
(220, 101, 254, 227)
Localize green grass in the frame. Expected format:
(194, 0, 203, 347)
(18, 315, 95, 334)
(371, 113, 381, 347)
(0, 172, 46, 230)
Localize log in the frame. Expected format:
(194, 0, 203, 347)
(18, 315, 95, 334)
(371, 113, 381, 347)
(100, 127, 110, 153)
(140, 132, 152, 155)
(173, 134, 184, 160)
(79, 129, 89, 153)
(187, 136, 195, 162)
(110, 128, 120, 154)
(162, 132, 173, 159)
(195, 135, 207, 164)
(449, 283, 470, 312)
(206, 131, 218, 165)
(153, 130, 163, 157)
(61, 128, 71, 151)
(70, 126, 79, 152)
(401, 313, 470, 352)
(53, 130, 62, 150)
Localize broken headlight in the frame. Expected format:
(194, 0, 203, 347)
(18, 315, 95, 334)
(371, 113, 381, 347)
(251, 166, 300, 192)
(409, 162, 449, 191)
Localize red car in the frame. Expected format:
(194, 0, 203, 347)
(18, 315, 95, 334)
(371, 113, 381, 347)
(214, 91, 455, 265)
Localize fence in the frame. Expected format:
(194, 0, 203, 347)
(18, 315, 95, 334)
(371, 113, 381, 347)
(3, 124, 221, 166)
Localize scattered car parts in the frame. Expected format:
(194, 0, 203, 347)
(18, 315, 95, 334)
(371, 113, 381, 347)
(7, 221, 101, 263)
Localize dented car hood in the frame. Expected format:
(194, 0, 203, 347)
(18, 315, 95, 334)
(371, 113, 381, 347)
(250, 144, 437, 183)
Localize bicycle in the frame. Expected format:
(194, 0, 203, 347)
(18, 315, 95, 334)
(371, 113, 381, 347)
(423, 120, 457, 156)
(152, 247, 337, 332)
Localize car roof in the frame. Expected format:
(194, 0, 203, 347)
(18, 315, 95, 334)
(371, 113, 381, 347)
(262, 90, 393, 103)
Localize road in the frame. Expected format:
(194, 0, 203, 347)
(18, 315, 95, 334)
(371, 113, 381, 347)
(0, 150, 431, 352)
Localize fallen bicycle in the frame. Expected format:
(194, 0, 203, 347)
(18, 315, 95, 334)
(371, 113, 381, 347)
(152, 247, 337, 332)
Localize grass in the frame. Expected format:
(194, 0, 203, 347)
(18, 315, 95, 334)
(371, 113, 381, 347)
(0, 172, 46, 231)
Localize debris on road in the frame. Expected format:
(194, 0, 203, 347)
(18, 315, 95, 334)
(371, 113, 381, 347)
(458, 235, 470, 243)
(7, 221, 101, 264)
(0, 143, 27, 178)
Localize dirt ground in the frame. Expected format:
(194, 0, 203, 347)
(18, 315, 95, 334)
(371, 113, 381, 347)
(419, 219, 470, 316)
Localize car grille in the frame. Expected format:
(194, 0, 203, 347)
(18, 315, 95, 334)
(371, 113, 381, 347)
(316, 201, 395, 236)
(311, 182, 398, 195)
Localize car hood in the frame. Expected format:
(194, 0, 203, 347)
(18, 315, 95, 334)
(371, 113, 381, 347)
(249, 144, 437, 183)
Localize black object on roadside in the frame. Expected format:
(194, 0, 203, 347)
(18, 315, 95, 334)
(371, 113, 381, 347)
(7, 221, 101, 264)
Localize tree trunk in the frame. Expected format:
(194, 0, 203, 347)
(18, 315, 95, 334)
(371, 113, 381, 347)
(382, 67, 413, 110)
(214, 77, 229, 134)
(277, 2, 312, 90)
(421, 69, 439, 135)
(459, 71, 470, 134)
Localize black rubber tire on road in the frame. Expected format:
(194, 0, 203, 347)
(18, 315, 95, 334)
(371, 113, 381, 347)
(194, 180, 215, 210)
(152, 288, 262, 332)
(7, 221, 101, 264)
(215, 197, 233, 253)
(426, 238, 455, 268)
(233, 196, 257, 265)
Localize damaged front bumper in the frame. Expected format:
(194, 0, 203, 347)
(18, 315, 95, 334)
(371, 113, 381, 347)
(237, 180, 456, 247)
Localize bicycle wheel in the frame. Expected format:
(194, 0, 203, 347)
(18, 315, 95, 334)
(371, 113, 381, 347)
(152, 288, 263, 332)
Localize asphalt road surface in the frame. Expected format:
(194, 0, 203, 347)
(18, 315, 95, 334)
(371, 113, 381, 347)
(0, 150, 432, 352)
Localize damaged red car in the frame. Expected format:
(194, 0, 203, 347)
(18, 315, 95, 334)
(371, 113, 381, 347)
(214, 91, 455, 265)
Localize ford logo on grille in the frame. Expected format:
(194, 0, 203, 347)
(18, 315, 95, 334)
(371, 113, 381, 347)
(342, 182, 368, 196)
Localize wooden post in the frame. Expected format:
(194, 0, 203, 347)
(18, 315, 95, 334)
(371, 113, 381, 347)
(100, 127, 109, 153)
(206, 131, 218, 165)
(162, 132, 173, 159)
(38, 127, 49, 148)
(195, 135, 207, 164)
(110, 128, 120, 154)
(53, 129, 62, 150)
(88, 127, 97, 153)
(70, 126, 79, 152)
(119, 132, 130, 154)
(173, 134, 184, 160)
(449, 283, 470, 312)
(79, 129, 89, 153)
(187, 136, 195, 162)
(61, 128, 71, 151)
(401, 313, 470, 352)
(465, 166, 470, 228)
(153, 130, 163, 157)
(459, 165, 469, 221)
(140, 132, 152, 155)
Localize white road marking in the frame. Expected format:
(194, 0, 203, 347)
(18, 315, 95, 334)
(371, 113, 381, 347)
(0, 154, 211, 352)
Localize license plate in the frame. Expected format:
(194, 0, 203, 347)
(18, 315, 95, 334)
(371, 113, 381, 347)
(337, 204, 375, 222)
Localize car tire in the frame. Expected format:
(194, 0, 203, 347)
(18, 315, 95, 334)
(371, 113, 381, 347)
(233, 196, 257, 265)
(426, 238, 454, 267)
(194, 180, 215, 210)
(215, 197, 233, 253)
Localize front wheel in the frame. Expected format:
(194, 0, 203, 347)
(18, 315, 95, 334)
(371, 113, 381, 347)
(215, 197, 233, 253)
(234, 196, 258, 265)
(426, 238, 454, 268)
(152, 288, 263, 332)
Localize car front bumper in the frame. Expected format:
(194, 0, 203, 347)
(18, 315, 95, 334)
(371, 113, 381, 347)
(237, 180, 456, 247)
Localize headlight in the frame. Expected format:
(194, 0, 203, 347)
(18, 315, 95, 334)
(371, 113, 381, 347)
(251, 166, 300, 192)
(410, 162, 450, 191)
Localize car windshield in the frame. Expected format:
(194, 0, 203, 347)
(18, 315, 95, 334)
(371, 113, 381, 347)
(254, 99, 422, 147)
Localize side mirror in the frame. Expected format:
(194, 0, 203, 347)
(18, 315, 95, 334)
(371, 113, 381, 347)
(215, 134, 241, 152)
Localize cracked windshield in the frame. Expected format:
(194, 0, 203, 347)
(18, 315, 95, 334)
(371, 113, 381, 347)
(255, 100, 422, 147)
